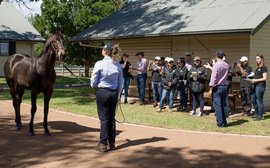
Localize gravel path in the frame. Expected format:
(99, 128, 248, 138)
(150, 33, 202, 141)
(1, 100, 270, 168)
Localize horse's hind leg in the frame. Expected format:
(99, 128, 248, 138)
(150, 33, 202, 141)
(10, 85, 24, 130)
(43, 89, 53, 136)
(28, 91, 37, 136)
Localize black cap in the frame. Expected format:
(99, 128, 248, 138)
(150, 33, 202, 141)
(136, 51, 144, 56)
(216, 50, 225, 57)
(102, 44, 113, 52)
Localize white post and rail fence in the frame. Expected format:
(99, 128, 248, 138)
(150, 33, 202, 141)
(54, 65, 93, 76)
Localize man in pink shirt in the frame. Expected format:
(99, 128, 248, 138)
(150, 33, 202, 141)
(208, 50, 229, 127)
(134, 51, 148, 105)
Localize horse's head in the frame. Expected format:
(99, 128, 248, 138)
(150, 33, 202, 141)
(50, 30, 66, 61)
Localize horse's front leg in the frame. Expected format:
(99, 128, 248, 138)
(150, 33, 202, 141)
(10, 86, 24, 130)
(28, 91, 37, 136)
(43, 89, 53, 136)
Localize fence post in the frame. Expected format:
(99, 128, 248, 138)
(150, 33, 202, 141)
(62, 65, 64, 75)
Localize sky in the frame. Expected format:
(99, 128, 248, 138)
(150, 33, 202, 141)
(12, 0, 42, 17)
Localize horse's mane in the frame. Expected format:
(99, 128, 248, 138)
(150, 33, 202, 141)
(37, 35, 55, 58)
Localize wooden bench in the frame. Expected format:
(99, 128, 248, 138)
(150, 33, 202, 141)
(204, 81, 240, 111)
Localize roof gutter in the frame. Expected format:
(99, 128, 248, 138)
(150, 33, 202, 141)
(79, 41, 101, 48)
(71, 29, 253, 43)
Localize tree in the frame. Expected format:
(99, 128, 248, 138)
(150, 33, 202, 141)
(30, 0, 127, 76)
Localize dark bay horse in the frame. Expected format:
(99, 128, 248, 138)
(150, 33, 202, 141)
(4, 30, 65, 136)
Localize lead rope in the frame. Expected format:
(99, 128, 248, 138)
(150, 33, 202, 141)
(61, 62, 87, 84)
(115, 102, 126, 124)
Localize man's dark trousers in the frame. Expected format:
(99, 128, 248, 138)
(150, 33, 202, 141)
(96, 88, 118, 145)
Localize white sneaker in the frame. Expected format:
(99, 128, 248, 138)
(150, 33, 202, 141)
(197, 112, 203, 117)
(189, 111, 196, 115)
(156, 109, 162, 113)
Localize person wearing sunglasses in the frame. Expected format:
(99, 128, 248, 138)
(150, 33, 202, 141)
(157, 58, 179, 112)
(176, 58, 188, 112)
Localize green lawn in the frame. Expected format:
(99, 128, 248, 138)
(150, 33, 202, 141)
(1, 76, 270, 136)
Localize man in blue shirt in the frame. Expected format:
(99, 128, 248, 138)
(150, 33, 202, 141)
(91, 43, 123, 152)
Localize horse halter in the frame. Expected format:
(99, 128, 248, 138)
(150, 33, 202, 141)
(51, 33, 65, 60)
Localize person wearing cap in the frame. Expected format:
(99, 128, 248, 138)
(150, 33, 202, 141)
(185, 51, 194, 71)
(208, 50, 229, 127)
(249, 54, 268, 120)
(176, 58, 188, 112)
(91, 43, 123, 152)
(184, 51, 194, 107)
(133, 51, 148, 105)
(188, 56, 207, 117)
(148, 56, 162, 107)
(157, 57, 179, 112)
(119, 53, 132, 104)
(204, 52, 234, 116)
(233, 56, 252, 116)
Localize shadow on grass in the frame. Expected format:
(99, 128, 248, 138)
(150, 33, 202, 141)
(263, 114, 270, 120)
(227, 119, 249, 127)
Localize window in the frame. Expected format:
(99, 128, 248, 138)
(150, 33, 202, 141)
(0, 41, 16, 56)
(0, 42, 9, 56)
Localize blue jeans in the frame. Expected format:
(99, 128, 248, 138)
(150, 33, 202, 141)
(159, 88, 175, 109)
(213, 85, 228, 127)
(178, 87, 188, 108)
(152, 81, 161, 102)
(192, 91, 204, 113)
(137, 73, 147, 102)
(121, 77, 130, 100)
(252, 86, 265, 118)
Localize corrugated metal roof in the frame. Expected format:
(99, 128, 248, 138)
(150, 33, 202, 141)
(0, 2, 44, 41)
(71, 0, 270, 42)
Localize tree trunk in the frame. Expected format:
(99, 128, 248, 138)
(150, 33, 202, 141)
(84, 60, 90, 77)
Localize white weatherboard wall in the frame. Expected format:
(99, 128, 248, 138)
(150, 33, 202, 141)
(0, 42, 34, 76)
(250, 19, 270, 109)
(115, 33, 250, 72)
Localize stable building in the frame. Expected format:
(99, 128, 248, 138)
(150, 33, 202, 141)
(71, 0, 270, 108)
(0, 2, 44, 76)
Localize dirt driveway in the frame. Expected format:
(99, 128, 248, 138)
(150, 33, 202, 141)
(1, 100, 270, 168)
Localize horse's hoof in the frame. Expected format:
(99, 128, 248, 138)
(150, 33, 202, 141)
(44, 131, 51, 136)
(28, 131, 35, 136)
(16, 126, 21, 130)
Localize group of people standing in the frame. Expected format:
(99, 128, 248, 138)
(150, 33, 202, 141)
(90, 43, 268, 152)
(130, 50, 268, 126)
(145, 52, 208, 116)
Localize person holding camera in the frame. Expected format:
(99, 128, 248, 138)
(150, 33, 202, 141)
(234, 56, 252, 116)
(188, 56, 207, 117)
(119, 53, 133, 104)
(148, 56, 162, 107)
